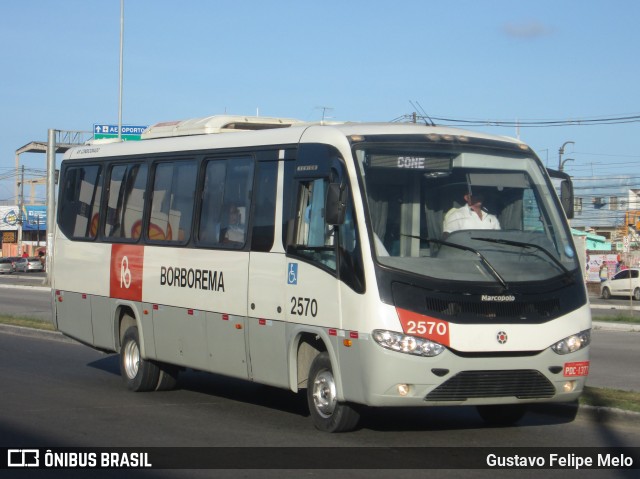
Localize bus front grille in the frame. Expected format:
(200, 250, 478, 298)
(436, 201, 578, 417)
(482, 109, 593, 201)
(425, 297, 562, 321)
(425, 370, 555, 401)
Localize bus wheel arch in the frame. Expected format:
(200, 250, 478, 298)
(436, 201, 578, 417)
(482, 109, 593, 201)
(294, 332, 328, 391)
(307, 351, 360, 432)
(120, 325, 161, 392)
(116, 306, 138, 351)
(115, 307, 162, 392)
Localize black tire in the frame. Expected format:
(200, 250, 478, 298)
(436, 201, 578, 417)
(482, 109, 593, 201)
(120, 326, 160, 392)
(634, 288, 640, 301)
(601, 287, 611, 300)
(476, 404, 528, 426)
(155, 363, 179, 391)
(307, 352, 360, 432)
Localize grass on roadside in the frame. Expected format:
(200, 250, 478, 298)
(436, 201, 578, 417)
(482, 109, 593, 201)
(592, 313, 640, 324)
(0, 315, 55, 331)
(580, 386, 640, 414)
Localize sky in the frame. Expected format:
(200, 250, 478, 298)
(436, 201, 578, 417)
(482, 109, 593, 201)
(1, 0, 639, 204)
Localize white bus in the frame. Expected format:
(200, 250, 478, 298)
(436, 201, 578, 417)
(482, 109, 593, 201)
(52, 115, 591, 432)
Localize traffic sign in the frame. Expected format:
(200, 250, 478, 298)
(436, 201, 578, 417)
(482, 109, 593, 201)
(93, 124, 147, 141)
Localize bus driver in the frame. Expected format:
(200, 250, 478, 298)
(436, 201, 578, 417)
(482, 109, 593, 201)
(443, 191, 500, 236)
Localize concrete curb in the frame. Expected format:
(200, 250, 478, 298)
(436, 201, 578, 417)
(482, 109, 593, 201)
(534, 402, 640, 427)
(576, 404, 640, 426)
(0, 323, 75, 343)
(592, 321, 640, 332)
(0, 283, 50, 292)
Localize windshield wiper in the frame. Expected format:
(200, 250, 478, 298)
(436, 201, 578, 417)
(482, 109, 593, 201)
(471, 237, 574, 283)
(401, 235, 508, 290)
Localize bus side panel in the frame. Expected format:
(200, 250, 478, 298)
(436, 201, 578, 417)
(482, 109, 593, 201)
(206, 312, 249, 380)
(56, 291, 94, 345)
(247, 252, 286, 323)
(245, 251, 288, 387)
(142, 248, 249, 317)
(90, 295, 115, 351)
(152, 305, 209, 371)
(246, 317, 288, 388)
(54, 239, 111, 296)
(333, 286, 379, 405)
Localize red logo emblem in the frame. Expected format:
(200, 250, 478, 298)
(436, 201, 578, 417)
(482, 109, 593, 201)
(497, 331, 508, 344)
(110, 244, 144, 301)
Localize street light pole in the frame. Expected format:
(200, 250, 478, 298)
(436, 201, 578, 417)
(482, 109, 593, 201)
(558, 141, 575, 171)
(561, 157, 575, 172)
(118, 0, 124, 141)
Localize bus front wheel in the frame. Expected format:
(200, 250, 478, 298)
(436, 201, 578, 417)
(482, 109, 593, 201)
(120, 326, 160, 392)
(307, 352, 360, 432)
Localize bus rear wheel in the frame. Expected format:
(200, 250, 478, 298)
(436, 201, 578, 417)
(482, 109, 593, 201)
(476, 404, 528, 426)
(307, 352, 360, 432)
(120, 326, 160, 392)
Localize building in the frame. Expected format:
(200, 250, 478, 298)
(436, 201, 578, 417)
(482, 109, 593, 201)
(570, 175, 640, 248)
(570, 175, 640, 284)
(0, 204, 47, 257)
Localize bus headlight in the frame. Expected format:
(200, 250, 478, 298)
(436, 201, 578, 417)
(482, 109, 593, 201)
(551, 329, 591, 355)
(372, 330, 445, 357)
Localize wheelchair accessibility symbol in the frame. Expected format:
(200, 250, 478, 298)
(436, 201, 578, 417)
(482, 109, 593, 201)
(288, 263, 298, 285)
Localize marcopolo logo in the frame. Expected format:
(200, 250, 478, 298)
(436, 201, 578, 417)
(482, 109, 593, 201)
(481, 295, 516, 302)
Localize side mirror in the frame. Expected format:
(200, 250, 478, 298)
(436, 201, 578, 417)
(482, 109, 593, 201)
(325, 182, 347, 225)
(547, 168, 574, 220)
(560, 179, 574, 219)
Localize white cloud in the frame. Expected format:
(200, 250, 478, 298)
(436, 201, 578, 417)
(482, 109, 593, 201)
(503, 21, 554, 39)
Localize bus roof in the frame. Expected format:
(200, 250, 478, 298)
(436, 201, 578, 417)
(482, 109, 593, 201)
(141, 115, 304, 139)
(66, 116, 529, 160)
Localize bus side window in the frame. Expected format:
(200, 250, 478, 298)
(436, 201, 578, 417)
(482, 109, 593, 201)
(148, 161, 197, 243)
(58, 165, 103, 240)
(198, 157, 254, 249)
(290, 178, 337, 271)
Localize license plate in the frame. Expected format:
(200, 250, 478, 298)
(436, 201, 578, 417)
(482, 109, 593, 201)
(563, 361, 590, 377)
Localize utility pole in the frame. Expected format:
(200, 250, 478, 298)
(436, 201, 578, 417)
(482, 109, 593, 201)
(17, 165, 25, 255)
(118, 0, 124, 140)
(46, 129, 56, 284)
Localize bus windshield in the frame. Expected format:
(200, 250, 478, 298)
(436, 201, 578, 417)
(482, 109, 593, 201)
(355, 141, 579, 284)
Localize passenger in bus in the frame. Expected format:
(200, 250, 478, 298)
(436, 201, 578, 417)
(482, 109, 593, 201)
(443, 191, 500, 236)
(222, 205, 245, 243)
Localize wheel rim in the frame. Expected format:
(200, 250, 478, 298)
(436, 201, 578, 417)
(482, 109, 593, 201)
(123, 339, 140, 379)
(312, 370, 337, 418)
(635, 289, 640, 301)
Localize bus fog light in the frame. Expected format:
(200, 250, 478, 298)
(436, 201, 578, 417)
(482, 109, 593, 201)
(397, 384, 411, 396)
(563, 381, 576, 393)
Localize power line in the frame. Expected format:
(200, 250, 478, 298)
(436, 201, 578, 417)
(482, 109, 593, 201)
(395, 113, 640, 128)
